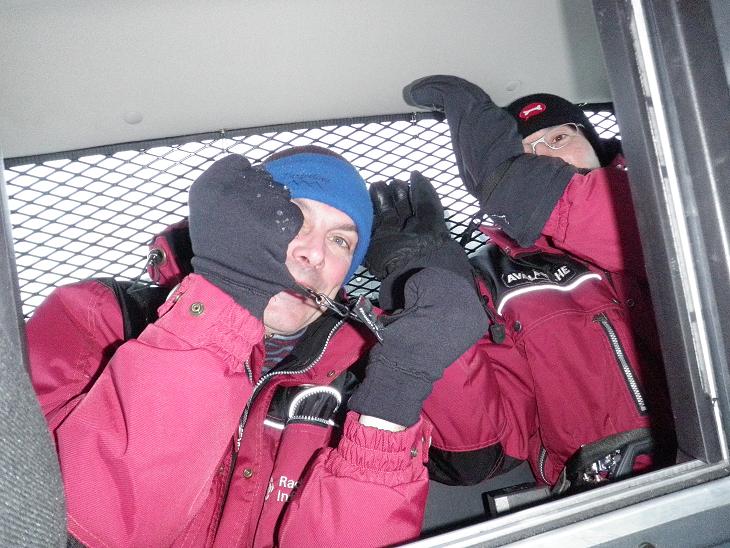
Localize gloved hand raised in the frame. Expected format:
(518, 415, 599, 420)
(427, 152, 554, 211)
(349, 172, 488, 427)
(403, 75, 524, 201)
(365, 171, 475, 309)
(403, 75, 576, 247)
(188, 154, 303, 320)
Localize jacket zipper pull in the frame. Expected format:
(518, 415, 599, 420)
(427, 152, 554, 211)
(489, 323, 506, 344)
(296, 284, 385, 343)
(476, 282, 506, 344)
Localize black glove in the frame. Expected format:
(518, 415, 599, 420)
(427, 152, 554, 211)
(364, 171, 454, 308)
(188, 154, 303, 320)
(349, 172, 488, 426)
(403, 75, 576, 247)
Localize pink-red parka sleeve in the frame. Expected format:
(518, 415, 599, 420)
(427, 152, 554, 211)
(542, 163, 647, 277)
(54, 274, 263, 547)
(26, 280, 125, 426)
(278, 411, 431, 548)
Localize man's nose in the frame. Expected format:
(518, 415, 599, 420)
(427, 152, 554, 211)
(291, 230, 325, 269)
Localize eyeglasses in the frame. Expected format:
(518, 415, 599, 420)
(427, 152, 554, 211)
(524, 123, 584, 154)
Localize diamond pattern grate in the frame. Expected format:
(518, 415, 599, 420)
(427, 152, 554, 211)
(4, 109, 619, 317)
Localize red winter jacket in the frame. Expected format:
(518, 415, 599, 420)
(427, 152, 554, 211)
(34, 274, 430, 547)
(27, 233, 504, 546)
(471, 158, 672, 486)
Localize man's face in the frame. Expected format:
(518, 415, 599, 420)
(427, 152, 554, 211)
(263, 198, 358, 335)
(522, 124, 601, 169)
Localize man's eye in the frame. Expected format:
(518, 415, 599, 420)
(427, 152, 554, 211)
(332, 236, 351, 250)
(550, 133, 572, 145)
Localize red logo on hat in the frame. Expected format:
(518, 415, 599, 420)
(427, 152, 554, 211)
(519, 102, 546, 120)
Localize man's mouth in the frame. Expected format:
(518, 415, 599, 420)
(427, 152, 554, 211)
(290, 281, 326, 305)
(292, 281, 336, 311)
(293, 279, 315, 294)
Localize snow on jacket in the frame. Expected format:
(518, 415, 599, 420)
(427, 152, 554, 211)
(470, 158, 672, 485)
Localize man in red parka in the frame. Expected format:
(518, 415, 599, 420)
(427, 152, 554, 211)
(28, 145, 492, 546)
(403, 76, 675, 492)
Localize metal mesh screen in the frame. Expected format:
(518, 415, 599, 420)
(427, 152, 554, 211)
(3, 109, 619, 318)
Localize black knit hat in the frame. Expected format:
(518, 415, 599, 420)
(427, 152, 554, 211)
(505, 93, 609, 165)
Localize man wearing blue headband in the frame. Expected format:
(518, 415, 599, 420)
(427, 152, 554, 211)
(189, 146, 373, 337)
(48, 145, 488, 547)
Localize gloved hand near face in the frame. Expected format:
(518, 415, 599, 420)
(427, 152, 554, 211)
(403, 75, 576, 247)
(348, 171, 488, 427)
(188, 154, 303, 320)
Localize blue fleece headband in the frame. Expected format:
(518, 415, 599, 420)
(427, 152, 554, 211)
(264, 152, 372, 282)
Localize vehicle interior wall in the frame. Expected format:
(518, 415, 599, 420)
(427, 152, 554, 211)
(0, 0, 611, 158)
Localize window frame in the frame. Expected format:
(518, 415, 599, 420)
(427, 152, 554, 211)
(1, 0, 729, 545)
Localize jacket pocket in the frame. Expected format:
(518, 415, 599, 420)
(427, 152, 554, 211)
(593, 312, 648, 415)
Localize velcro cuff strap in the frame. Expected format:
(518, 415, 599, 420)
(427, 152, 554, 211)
(484, 155, 576, 247)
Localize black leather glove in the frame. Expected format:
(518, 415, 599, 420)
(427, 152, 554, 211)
(403, 75, 576, 247)
(349, 172, 488, 426)
(364, 171, 455, 308)
(188, 154, 303, 320)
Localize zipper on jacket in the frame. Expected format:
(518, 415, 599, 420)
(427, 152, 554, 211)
(287, 385, 342, 427)
(287, 416, 335, 427)
(236, 318, 345, 449)
(593, 313, 648, 415)
(218, 318, 346, 529)
(538, 446, 549, 484)
(473, 271, 506, 344)
(602, 270, 617, 293)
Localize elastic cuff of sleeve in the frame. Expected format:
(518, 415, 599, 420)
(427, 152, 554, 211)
(154, 274, 265, 374)
(320, 412, 431, 487)
(345, 411, 423, 453)
(329, 412, 429, 472)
